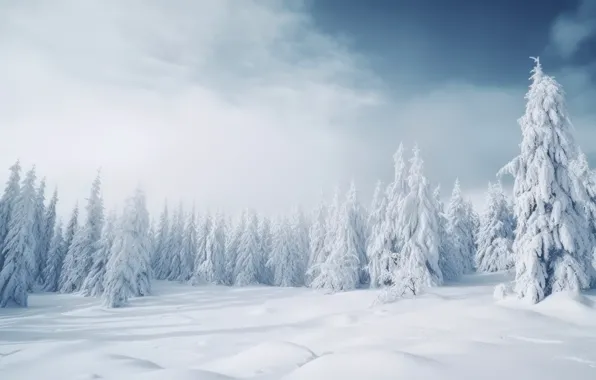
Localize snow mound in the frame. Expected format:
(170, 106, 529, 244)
(281, 348, 442, 380)
(201, 341, 317, 378)
(127, 368, 236, 380)
(533, 291, 596, 325)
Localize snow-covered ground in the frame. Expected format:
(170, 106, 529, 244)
(1, 273, 596, 380)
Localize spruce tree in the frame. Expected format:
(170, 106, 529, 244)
(178, 208, 198, 282)
(37, 188, 57, 287)
(225, 210, 246, 285)
(196, 212, 226, 284)
(475, 182, 515, 272)
(257, 215, 273, 285)
(234, 210, 261, 286)
(58, 204, 79, 290)
(444, 179, 475, 279)
(386, 146, 443, 298)
(43, 220, 65, 292)
(167, 204, 185, 281)
(306, 200, 327, 286)
(81, 211, 117, 297)
(267, 217, 304, 287)
(0, 167, 37, 307)
(194, 211, 211, 276)
(498, 58, 593, 302)
(153, 203, 170, 280)
(367, 180, 392, 288)
(0, 161, 21, 270)
(32, 178, 47, 288)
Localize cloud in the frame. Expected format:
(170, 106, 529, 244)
(549, 0, 596, 58)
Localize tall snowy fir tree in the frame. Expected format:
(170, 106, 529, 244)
(60, 174, 104, 293)
(258, 216, 273, 285)
(289, 208, 309, 285)
(167, 204, 185, 281)
(306, 200, 327, 286)
(434, 185, 452, 282)
(194, 211, 211, 275)
(196, 212, 227, 285)
(267, 218, 304, 287)
(444, 179, 476, 279)
(498, 58, 594, 303)
(0, 161, 21, 270)
(36, 188, 57, 287)
(103, 189, 151, 307)
(386, 147, 443, 299)
(178, 208, 198, 282)
(58, 204, 79, 291)
(367, 180, 392, 288)
(225, 210, 246, 285)
(0, 167, 37, 307)
(153, 203, 170, 280)
(32, 178, 47, 288)
(475, 182, 515, 272)
(322, 188, 340, 268)
(43, 220, 65, 292)
(81, 211, 118, 297)
(234, 210, 261, 286)
(385, 143, 409, 266)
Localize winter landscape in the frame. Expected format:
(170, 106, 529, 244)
(2, 1, 596, 379)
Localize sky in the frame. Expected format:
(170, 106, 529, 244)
(1, 0, 595, 218)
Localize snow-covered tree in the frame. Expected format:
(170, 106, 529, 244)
(225, 210, 246, 285)
(43, 220, 65, 292)
(103, 188, 151, 307)
(32, 178, 47, 288)
(386, 146, 443, 298)
(0, 161, 21, 270)
(0, 167, 37, 307)
(306, 200, 327, 286)
(366, 180, 392, 288)
(59, 173, 104, 293)
(36, 188, 57, 287)
(81, 211, 118, 297)
(498, 58, 593, 303)
(195, 212, 227, 284)
(58, 204, 79, 290)
(194, 211, 211, 274)
(267, 218, 304, 287)
(385, 143, 409, 264)
(444, 179, 475, 279)
(234, 210, 261, 286)
(257, 215, 273, 285)
(475, 182, 515, 272)
(167, 204, 185, 281)
(178, 208, 198, 282)
(434, 185, 452, 282)
(311, 183, 367, 292)
(322, 188, 340, 265)
(152, 203, 171, 280)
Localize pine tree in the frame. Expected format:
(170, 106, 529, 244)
(43, 220, 65, 292)
(81, 211, 117, 297)
(367, 180, 392, 288)
(306, 200, 327, 286)
(194, 211, 211, 275)
(386, 146, 443, 298)
(32, 178, 47, 288)
(167, 204, 185, 281)
(444, 179, 475, 279)
(0, 161, 21, 271)
(345, 181, 368, 285)
(178, 208, 198, 282)
(196, 212, 227, 284)
(37, 188, 57, 287)
(0, 167, 37, 307)
(103, 188, 151, 307)
(257, 215, 273, 285)
(475, 182, 515, 272)
(385, 143, 409, 266)
(267, 217, 305, 287)
(58, 204, 79, 290)
(498, 58, 593, 303)
(225, 210, 246, 285)
(60, 173, 104, 293)
(234, 210, 261, 286)
(434, 185, 453, 282)
(153, 203, 170, 280)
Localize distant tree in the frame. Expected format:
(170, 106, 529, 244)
(58, 204, 79, 291)
(267, 217, 304, 287)
(195, 212, 227, 285)
(475, 182, 515, 272)
(257, 215, 273, 284)
(81, 211, 118, 297)
(0, 167, 37, 307)
(152, 203, 170, 280)
(43, 220, 65, 292)
(178, 208, 198, 282)
(306, 200, 327, 286)
(234, 210, 261, 286)
(444, 179, 475, 279)
(32, 178, 47, 288)
(167, 204, 185, 281)
(225, 210, 246, 285)
(367, 180, 392, 288)
(0, 161, 21, 270)
(498, 58, 593, 303)
(36, 188, 58, 287)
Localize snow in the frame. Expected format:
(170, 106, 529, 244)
(2, 273, 596, 379)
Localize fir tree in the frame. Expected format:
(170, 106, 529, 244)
(386, 146, 443, 298)
(444, 179, 475, 279)
(32, 178, 47, 288)
(257, 215, 273, 285)
(306, 200, 327, 286)
(153, 203, 171, 280)
(167, 204, 185, 281)
(43, 220, 65, 292)
(475, 182, 515, 272)
(225, 210, 246, 285)
(367, 180, 392, 288)
(498, 58, 593, 303)
(58, 204, 79, 290)
(37, 188, 57, 287)
(0, 167, 37, 307)
(267, 217, 304, 287)
(178, 208, 198, 282)
(196, 212, 227, 284)
(81, 211, 118, 297)
(234, 210, 261, 286)
(0, 161, 21, 270)
(194, 211, 211, 276)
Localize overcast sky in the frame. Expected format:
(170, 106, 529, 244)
(1, 0, 595, 218)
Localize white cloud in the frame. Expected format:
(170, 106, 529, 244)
(550, 0, 596, 58)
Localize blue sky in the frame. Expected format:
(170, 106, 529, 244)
(0, 0, 595, 215)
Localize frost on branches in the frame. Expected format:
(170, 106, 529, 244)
(498, 58, 593, 303)
(382, 146, 443, 301)
(475, 182, 514, 272)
